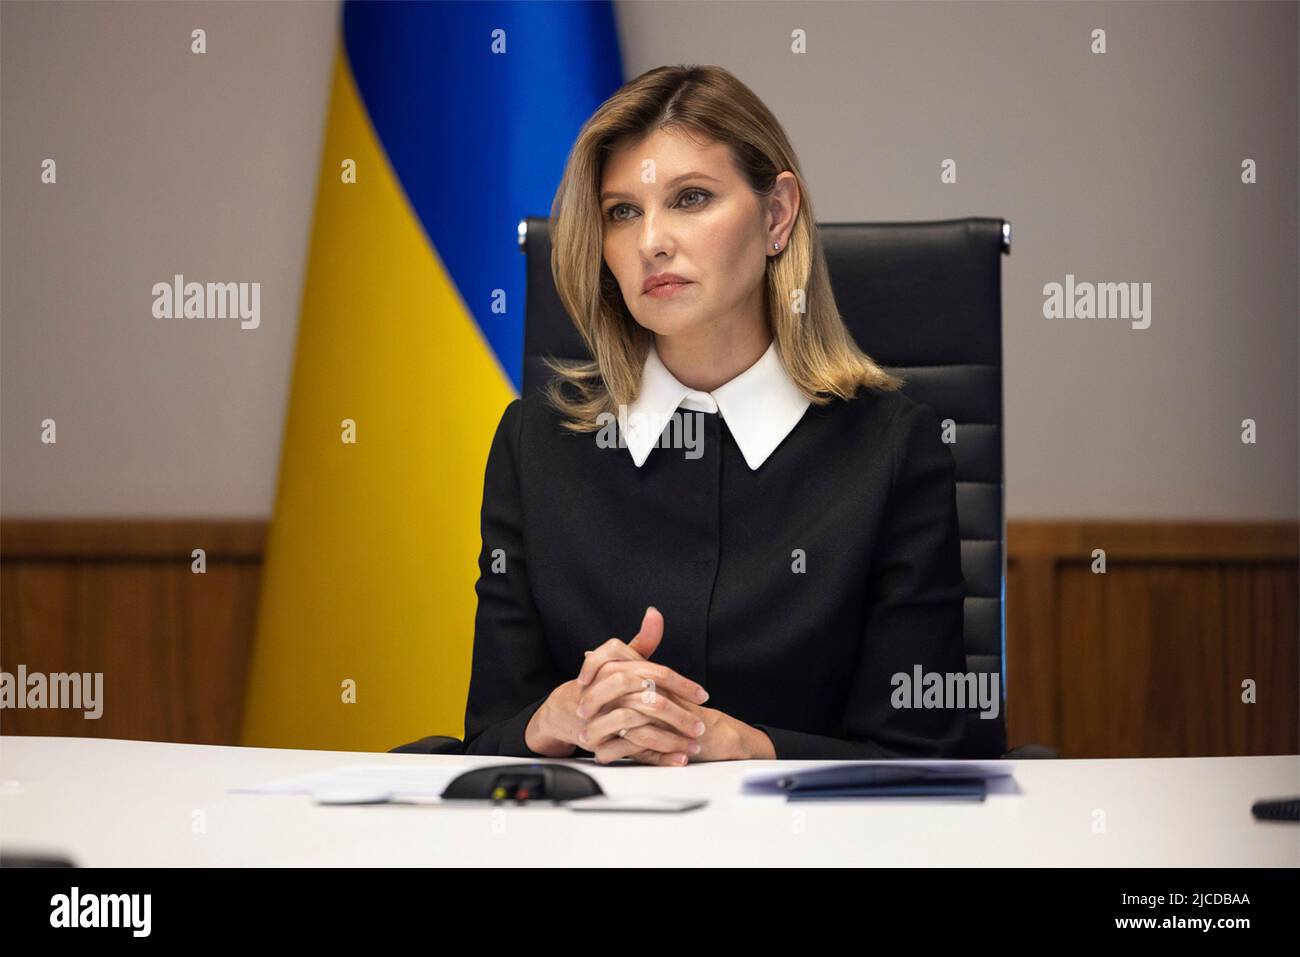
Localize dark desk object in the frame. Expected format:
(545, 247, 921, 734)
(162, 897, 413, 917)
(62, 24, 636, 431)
(442, 763, 603, 803)
(1252, 797, 1300, 822)
(0, 851, 76, 867)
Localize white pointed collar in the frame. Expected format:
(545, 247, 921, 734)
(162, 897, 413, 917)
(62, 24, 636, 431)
(621, 339, 811, 470)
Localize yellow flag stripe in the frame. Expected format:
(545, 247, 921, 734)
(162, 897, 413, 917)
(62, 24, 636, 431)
(241, 44, 516, 751)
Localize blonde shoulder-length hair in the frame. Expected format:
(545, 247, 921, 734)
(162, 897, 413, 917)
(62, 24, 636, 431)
(543, 64, 903, 432)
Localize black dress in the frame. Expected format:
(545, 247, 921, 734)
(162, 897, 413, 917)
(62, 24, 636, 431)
(461, 386, 969, 760)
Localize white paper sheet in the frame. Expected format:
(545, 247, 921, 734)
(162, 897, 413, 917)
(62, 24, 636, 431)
(229, 764, 466, 798)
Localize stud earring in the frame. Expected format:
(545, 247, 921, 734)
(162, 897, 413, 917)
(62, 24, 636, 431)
(772, 241, 781, 251)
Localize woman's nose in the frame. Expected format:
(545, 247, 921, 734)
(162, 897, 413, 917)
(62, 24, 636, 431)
(637, 210, 674, 259)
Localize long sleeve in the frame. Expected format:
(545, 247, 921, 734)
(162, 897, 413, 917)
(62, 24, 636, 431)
(461, 398, 565, 757)
(751, 400, 969, 760)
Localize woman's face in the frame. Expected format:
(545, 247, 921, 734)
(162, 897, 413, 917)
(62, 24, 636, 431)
(600, 128, 787, 340)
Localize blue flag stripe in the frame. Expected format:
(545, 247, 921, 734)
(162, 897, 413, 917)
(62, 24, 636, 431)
(342, 0, 624, 390)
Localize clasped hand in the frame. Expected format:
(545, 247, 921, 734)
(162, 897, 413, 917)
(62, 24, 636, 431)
(526, 607, 772, 764)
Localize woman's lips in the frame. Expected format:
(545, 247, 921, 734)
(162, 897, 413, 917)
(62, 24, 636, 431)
(644, 280, 693, 299)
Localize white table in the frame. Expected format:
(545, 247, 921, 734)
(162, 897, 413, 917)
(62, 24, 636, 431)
(2, 736, 1296, 866)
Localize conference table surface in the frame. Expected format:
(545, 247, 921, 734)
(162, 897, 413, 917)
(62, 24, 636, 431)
(1, 736, 1296, 867)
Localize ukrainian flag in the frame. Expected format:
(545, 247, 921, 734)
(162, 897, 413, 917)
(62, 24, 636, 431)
(242, 1, 623, 751)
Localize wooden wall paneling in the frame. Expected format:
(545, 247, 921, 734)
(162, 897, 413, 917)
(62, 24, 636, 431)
(1, 521, 263, 743)
(2, 520, 1295, 756)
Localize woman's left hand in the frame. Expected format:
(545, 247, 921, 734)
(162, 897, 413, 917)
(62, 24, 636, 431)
(583, 686, 775, 763)
(574, 605, 776, 763)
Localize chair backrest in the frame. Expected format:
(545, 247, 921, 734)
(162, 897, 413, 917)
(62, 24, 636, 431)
(519, 216, 1009, 758)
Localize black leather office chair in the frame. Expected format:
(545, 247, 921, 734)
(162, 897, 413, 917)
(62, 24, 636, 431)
(393, 216, 1056, 760)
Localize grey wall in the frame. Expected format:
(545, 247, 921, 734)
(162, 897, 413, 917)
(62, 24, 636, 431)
(2, 0, 1296, 519)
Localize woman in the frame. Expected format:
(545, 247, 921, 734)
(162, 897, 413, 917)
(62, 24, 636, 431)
(462, 64, 968, 764)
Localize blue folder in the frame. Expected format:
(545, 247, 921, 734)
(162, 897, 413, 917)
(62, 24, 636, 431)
(742, 761, 1012, 801)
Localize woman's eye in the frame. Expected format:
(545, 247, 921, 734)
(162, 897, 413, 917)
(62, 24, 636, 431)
(605, 189, 709, 222)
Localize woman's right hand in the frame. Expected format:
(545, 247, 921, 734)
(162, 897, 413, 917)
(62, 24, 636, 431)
(524, 678, 586, 757)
